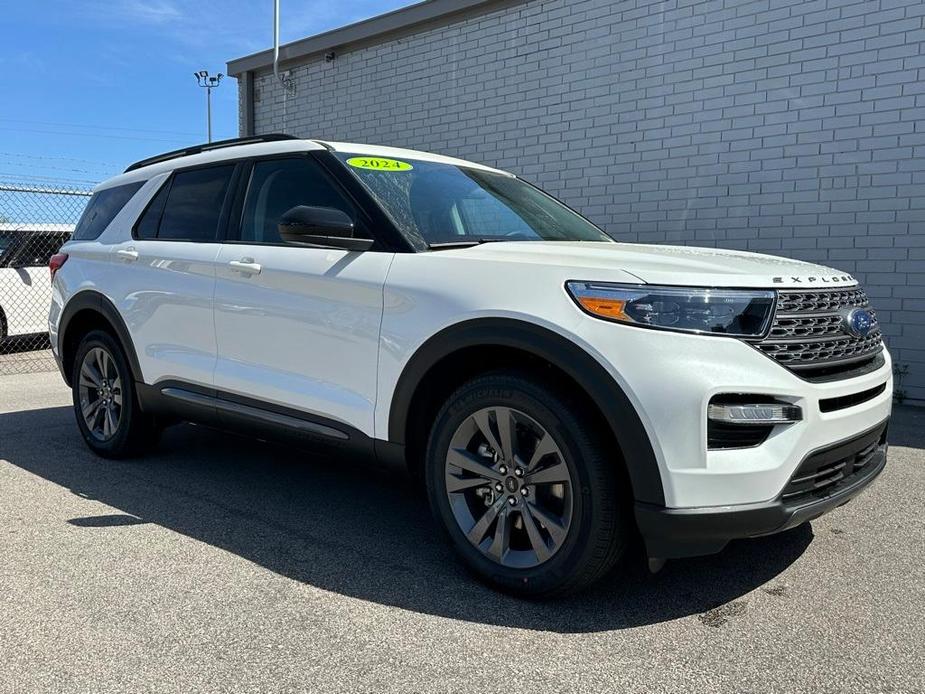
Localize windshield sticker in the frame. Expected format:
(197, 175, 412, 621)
(346, 157, 413, 172)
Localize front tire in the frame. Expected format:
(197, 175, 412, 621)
(425, 371, 628, 597)
(71, 330, 159, 458)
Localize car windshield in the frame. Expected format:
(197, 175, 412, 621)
(333, 153, 614, 247)
(0, 232, 14, 263)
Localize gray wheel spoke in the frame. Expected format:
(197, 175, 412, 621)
(94, 349, 108, 382)
(525, 460, 569, 486)
(527, 433, 559, 471)
(486, 507, 511, 562)
(92, 404, 106, 433)
(527, 502, 568, 546)
(520, 505, 552, 563)
(112, 377, 123, 406)
(82, 398, 103, 423)
(467, 497, 504, 545)
(447, 448, 503, 481)
(103, 405, 116, 438)
(494, 407, 516, 462)
(472, 410, 504, 458)
(446, 474, 491, 493)
(79, 362, 102, 389)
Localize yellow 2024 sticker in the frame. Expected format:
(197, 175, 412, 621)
(346, 157, 413, 171)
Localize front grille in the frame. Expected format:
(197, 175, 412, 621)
(780, 421, 888, 505)
(755, 286, 884, 380)
(776, 287, 869, 314)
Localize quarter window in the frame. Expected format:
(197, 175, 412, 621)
(73, 181, 144, 241)
(238, 158, 362, 244)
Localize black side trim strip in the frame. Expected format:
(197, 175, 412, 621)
(161, 387, 349, 440)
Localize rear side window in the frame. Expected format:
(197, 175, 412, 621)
(72, 181, 144, 241)
(154, 165, 235, 241)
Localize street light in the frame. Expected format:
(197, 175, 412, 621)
(194, 70, 223, 143)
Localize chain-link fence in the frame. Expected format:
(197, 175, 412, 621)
(0, 181, 92, 375)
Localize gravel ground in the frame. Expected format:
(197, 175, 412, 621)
(1, 371, 923, 693)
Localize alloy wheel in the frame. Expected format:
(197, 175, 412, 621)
(444, 406, 574, 569)
(78, 346, 123, 441)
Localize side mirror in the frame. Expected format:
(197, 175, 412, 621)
(278, 206, 374, 251)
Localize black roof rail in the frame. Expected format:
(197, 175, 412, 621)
(123, 134, 300, 173)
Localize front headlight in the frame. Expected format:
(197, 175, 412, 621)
(566, 281, 776, 337)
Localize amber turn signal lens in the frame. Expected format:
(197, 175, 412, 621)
(577, 296, 627, 320)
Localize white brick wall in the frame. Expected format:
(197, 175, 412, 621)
(246, 0, 925, 403)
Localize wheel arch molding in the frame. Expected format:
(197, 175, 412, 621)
(387, 318, 665, 506)
(57, 290, 143, 388)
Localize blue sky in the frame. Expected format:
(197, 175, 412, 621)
(0, 0, 415, 187)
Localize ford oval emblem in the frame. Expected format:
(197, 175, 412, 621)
(841, 308, 874, 338)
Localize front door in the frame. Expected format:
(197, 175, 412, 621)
(213, 156, 393, 436)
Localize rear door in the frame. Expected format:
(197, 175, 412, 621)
(212, 155, 393, 436)
(108, 163, 239, 388)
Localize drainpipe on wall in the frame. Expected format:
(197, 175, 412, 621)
(273, 0, 295, 96)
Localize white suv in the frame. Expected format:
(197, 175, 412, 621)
(49, 135, 892, 596)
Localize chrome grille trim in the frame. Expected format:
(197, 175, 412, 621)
(775, 287, 869, 314)
(756, 286, 883, 371)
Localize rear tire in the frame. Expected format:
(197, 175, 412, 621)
(71, 330, 159, 458)
(425, 371, 628, 598)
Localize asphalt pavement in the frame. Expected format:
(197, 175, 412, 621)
(1, 371, 923, 693)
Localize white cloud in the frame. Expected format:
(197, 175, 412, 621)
(111, 0, 185, 25)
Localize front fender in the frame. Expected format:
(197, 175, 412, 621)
(385, 317, 665, 505)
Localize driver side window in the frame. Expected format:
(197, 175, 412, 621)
(239, 158, 361, 244)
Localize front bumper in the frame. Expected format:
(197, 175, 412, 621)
(574, 314, 893, 508)
(635, 419, 889, 558)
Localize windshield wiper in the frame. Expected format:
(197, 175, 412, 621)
(427, 238, 509, 250)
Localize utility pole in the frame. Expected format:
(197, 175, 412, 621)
(194, 71, 223, 143)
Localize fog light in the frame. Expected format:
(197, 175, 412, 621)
(708, 403, 802, 426)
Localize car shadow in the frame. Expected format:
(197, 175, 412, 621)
(1, 405, 817, 633)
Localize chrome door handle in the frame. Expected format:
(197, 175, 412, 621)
(116, 248, 139, 262)
(229, 259, 262, 275)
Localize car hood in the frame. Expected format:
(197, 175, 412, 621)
(443, 241, 856, 289)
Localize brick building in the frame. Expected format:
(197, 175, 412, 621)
(228, 0, 925, 404)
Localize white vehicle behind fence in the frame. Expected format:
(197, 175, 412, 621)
(0, 224, 72, 341)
